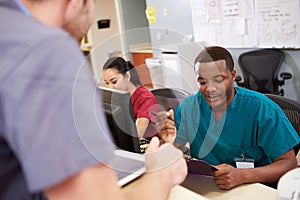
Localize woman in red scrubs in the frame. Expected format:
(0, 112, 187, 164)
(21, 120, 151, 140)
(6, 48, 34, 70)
(102, 57, 159, 140)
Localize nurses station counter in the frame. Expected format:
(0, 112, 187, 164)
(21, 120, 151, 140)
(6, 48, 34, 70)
(124, 166, 277, 200)
(168, 174, 277, 200)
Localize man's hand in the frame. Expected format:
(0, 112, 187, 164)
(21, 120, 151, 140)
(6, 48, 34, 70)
(212, 164, 243, 190)
(155, 109, 176, 143)
(145, 137, 187, 186)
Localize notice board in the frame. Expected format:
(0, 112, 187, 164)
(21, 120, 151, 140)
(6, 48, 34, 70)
(191, 0, 300, 48)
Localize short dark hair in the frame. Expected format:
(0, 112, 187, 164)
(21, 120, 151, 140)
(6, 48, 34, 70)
(194, 46, 234, 72)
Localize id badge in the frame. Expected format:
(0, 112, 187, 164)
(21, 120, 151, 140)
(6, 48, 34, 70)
(234, 154, 254, 169)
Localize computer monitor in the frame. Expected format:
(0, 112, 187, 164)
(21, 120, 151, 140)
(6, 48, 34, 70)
(99, 86, 141, 153)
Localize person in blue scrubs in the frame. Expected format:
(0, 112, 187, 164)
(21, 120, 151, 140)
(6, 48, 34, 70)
(161, 46, 299, 190)
(0, 0, 187, 199)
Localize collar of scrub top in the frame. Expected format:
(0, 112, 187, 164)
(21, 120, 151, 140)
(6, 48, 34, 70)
(13, 0, 31, 16)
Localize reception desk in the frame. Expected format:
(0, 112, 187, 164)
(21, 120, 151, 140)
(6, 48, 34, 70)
(168, 174, 277, 200)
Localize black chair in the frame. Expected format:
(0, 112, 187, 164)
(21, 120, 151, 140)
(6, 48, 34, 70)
(150, 88, 190, 111)
(236, 49, 292, 96)
(265, 94, 300, 155)
(150, 87, 191, 154)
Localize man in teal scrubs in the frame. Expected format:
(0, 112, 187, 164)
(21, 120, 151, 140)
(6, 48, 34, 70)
(164, 46, 299, 190)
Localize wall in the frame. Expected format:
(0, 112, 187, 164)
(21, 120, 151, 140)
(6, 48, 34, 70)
(89, 0, 300, 102)
(89, 0, 123, 79)
(144, 0, 300, 102)
(89, 0, 152, 81)
(116, 0, 151, 59)
(145, 0, 194, 57)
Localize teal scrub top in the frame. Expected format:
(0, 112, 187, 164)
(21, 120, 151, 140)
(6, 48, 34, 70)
(174, 87, 300, 167)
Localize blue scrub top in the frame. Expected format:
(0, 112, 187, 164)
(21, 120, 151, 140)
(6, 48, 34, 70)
(174, 87, 300, 167)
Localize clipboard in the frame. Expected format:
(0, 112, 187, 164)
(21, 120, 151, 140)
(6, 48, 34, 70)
(185, 157, 218, 176)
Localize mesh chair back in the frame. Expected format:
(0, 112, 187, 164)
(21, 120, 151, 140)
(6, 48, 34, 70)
(238, 49, 284, 94)
(265, 94, 300, 155)
(150, 88, 190, 111)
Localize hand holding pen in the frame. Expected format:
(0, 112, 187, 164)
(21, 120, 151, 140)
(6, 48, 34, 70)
(149, 105, 177, 143)
(150, 111, 179, 125)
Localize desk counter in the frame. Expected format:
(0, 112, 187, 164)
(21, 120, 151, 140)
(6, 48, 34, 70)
(169, 185, 209, 200)
(174, 174, 277, 200)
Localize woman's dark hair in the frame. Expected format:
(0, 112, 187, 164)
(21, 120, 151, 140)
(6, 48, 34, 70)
(102, 57, 142, 86)
(126, 61, 142, 86)
(194, 46, 234, 72)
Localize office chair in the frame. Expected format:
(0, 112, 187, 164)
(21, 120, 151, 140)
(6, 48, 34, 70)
(265, 94, 300, 155)
(150, 88, 190, 111)
(235, 49, 292, 96)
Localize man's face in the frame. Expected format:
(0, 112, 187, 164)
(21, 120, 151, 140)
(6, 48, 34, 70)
(196, 60, 236, 111)
(63, 0, 95, 41)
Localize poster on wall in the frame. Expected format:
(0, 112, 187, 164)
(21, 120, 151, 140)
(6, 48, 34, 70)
(191, 0, 300, 48)
(257, 0, 300, 48)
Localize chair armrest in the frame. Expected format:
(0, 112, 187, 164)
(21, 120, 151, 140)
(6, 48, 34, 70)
(278, 72, 292, 87)
(280, 72, 292, 80)
(235, 75, 244, 87)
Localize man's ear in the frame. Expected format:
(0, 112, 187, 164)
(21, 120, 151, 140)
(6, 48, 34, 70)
(231, 70, 236, 81)
(63, 0, 87, 42)
(64, 0, 76, 20)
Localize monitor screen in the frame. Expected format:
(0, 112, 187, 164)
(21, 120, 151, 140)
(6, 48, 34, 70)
(99, 86, 141, 153)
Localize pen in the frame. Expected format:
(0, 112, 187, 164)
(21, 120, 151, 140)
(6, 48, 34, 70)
(150, 111, 179, 125)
